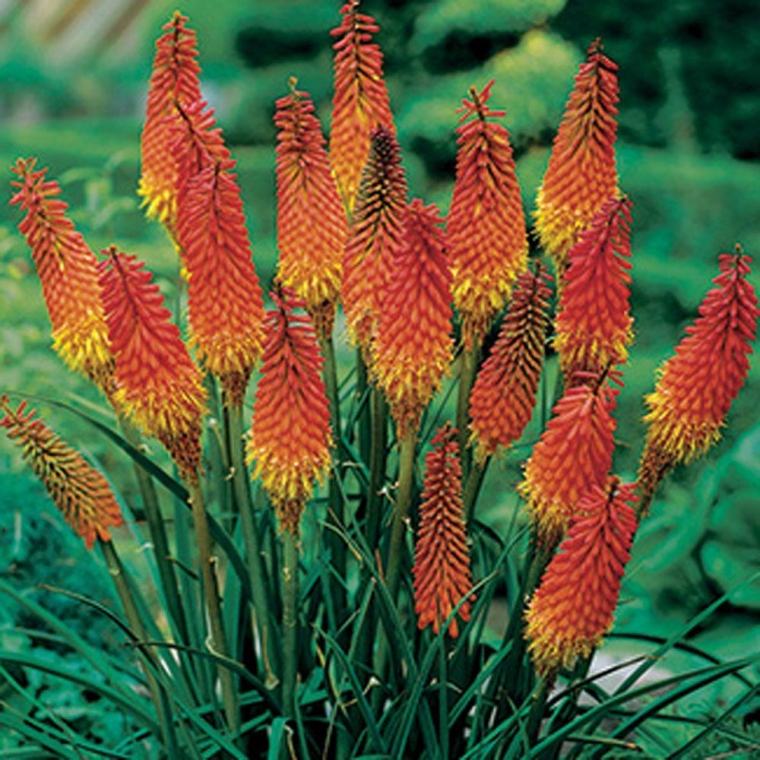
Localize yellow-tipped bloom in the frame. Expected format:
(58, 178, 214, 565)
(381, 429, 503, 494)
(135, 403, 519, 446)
(10, 158, 114, 394)
(1, 396, 123, 549)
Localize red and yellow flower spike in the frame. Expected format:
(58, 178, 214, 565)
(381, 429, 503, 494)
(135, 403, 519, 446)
(342, 125, 408, 361)
(138, 11, 202, 235)
(1, 396, 123, 549)
(554, 196, 634, 382)
(535, 39, 619, 274)
(373, 199, 453, 438)
(99, 247, 207, 482)
(246, 290, 332, 535)
(330, 0, 395, 212)
(520, 368, 621, 548)
(413, 424, 474, 638)
(449, 81, 528, 350)
(525, 478, 638, 678)
(468, 264, 552, 463)
(638, 248, 758, 507)
(274, 80, 347, 339)
(10, 158, 114, 395)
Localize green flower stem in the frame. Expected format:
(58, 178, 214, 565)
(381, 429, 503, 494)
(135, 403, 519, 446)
(456, 346, 479, 481)
(356, 350, 372, 469)
(281, 528, 300, 719)
(463, 455, 490, 524)
(525, 676, 551, 749)
(366, 387, 389, 550)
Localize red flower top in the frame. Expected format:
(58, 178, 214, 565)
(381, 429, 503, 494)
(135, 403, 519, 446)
(554, 197, 634, 382)
(247, 291, 332, 535)
(413, 424, 474, 638)
(535, 39, 619, 272)
(639, 250, 758, 501)
(468, 265, 552, 463)
(99, 248, 207, 482)
(330, 0, 395, 212)
(525, 478, 638, 677)
(1, 396, 123, 549)
(138, 12, 202, 235)
(372, 199, 453, 438)
(342, 125, 408, 361)
(448, 81, 528, 350)
(274, 82, 347, 339)
(10, 158, 113, 394)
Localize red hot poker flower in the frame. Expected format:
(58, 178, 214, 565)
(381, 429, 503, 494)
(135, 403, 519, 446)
(99, 248, 207, 482)
(638, 249, 758, 505)
(468, 264, 552, 463)
(525, 478, 638, 678)
(1, 396, 123, 549)
(449, 81, 528, 350)
(554, 196, 634, 383)
(413, 424, 474, 638)
(274, 81, 347, 339)
(535, 39, 619, 274)
(373, 199, 453, 438)
(10, 158, 114, 394)
(330, 0, 395, 212)
(247, 291, 332, 535)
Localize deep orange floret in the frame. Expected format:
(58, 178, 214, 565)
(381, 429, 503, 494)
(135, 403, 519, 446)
(554, 196, 634, 382)
(373, 199, 453, 438)
(1, 396, 123, 549)
(330, 0, 395, 212)
(469, 264, 552, 463)
(449, 81, 528, 350)
(274, 82, 347, 339)
(520, 369, 621, 548)
(10, 158, 114, 394)
(413, 424, 474, 638)
(247, 291, 332, 535)
(138, 12, 203, 235)
(535, 39, 619, 274)
(342, 125, 408, 361)
(99, 248, 207, 482)
(638, 249, 758, 504)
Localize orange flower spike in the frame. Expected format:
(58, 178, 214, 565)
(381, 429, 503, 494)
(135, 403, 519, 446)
(535, 39, 619, 272)
(274, 81, 347, 339)
(520, 369, 621, 548)
(413, 424, 474, 638)
(525, 478, 638, 678)
(330, 0, 395, 212)
(1, 396, 123, 549)
(373, 199, 454, 438)
(449, 81, 528, 350)
(99, 248, 207, 482)
(246, 291, 332, 535)
(342, 125, 408, 360)
(138, 12, 202, 233)
(555, 197, 634, 382)
(639, 249, 758, 503)
(469, 264, 553, 463)
(10, 158, 114, 394)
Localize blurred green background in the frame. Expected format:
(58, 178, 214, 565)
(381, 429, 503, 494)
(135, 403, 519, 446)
(0, 0, 758, 739)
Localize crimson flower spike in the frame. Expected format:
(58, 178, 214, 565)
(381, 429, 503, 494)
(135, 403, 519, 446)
(99, 247, 208, 483)
(449, 81, 528, 350)
(520, 367, 621, 549)
(1, 396, 123, 550)
(10, 158, 114, 395)
(413, 424, 474, 638)
(525, 478, 638, 679)
(468, 263, 553, 464)
(373, 199, 453, 439)
(274, 80, 347, 340)
(246, 290, 332, 535)
(535, 39, 619, 277)
(554, 196, 634, 383)
(330, 0, 395, 212)
(638, 248, 758, 510)
(342, 125, 408, 363)
(138, 12, 202, 237)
